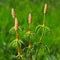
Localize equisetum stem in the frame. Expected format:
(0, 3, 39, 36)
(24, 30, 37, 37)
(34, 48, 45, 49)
(16, 31, 21, 56)
(40, 13, 46, 43)
(28, 24, 30, 31)
(11, 8, 22, 58)
(30, 55, 32, 60)
(18, 48, 20, 56)
(39, 3, 47, 43)
(16, 31, 18, 41)
(28, 25, 32, 60)
(43, 14, 45, 26)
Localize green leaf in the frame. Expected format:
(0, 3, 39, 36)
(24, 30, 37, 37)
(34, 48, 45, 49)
(35, 25, 43, 32)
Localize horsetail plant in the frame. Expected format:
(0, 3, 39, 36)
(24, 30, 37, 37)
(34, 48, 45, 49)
(28, 13, 32, 48)
(9, 8, 24, 59)
(26, 13, 32, 36)
(35, 3, 50, 43)
(26, 13, 33, 60)
(34, 3, 50, 59)
(9, 3, 51, 60)
(40, 3, 48, 42)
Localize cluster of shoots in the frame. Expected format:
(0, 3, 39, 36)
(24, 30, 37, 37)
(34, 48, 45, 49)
(10, 8, 23, 59)
(9, 3, 50, 60)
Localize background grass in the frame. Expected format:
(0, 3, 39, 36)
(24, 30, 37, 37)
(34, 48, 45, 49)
(0, 0, 60, 60)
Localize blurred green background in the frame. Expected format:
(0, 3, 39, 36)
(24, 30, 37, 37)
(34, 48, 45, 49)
(0, 0, 60, 60)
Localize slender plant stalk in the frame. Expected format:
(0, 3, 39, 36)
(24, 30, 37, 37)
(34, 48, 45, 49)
(40, 3, 47, 43)
(28, 13, 32, 60)
(16, 33, 21, 55)
(28, 13, 32, 43)
(15, 17, 21, 57)
(11, 8, 21, 57)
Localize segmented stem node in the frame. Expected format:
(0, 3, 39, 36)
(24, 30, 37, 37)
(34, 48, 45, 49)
(16, 34, 19, 40)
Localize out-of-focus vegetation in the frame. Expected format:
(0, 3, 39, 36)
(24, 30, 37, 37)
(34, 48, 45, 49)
(0, 0, 60, 60)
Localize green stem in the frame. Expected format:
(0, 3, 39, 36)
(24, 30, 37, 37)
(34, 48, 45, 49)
(40, 13, 46, 43)
(43, 14, 45, 25)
